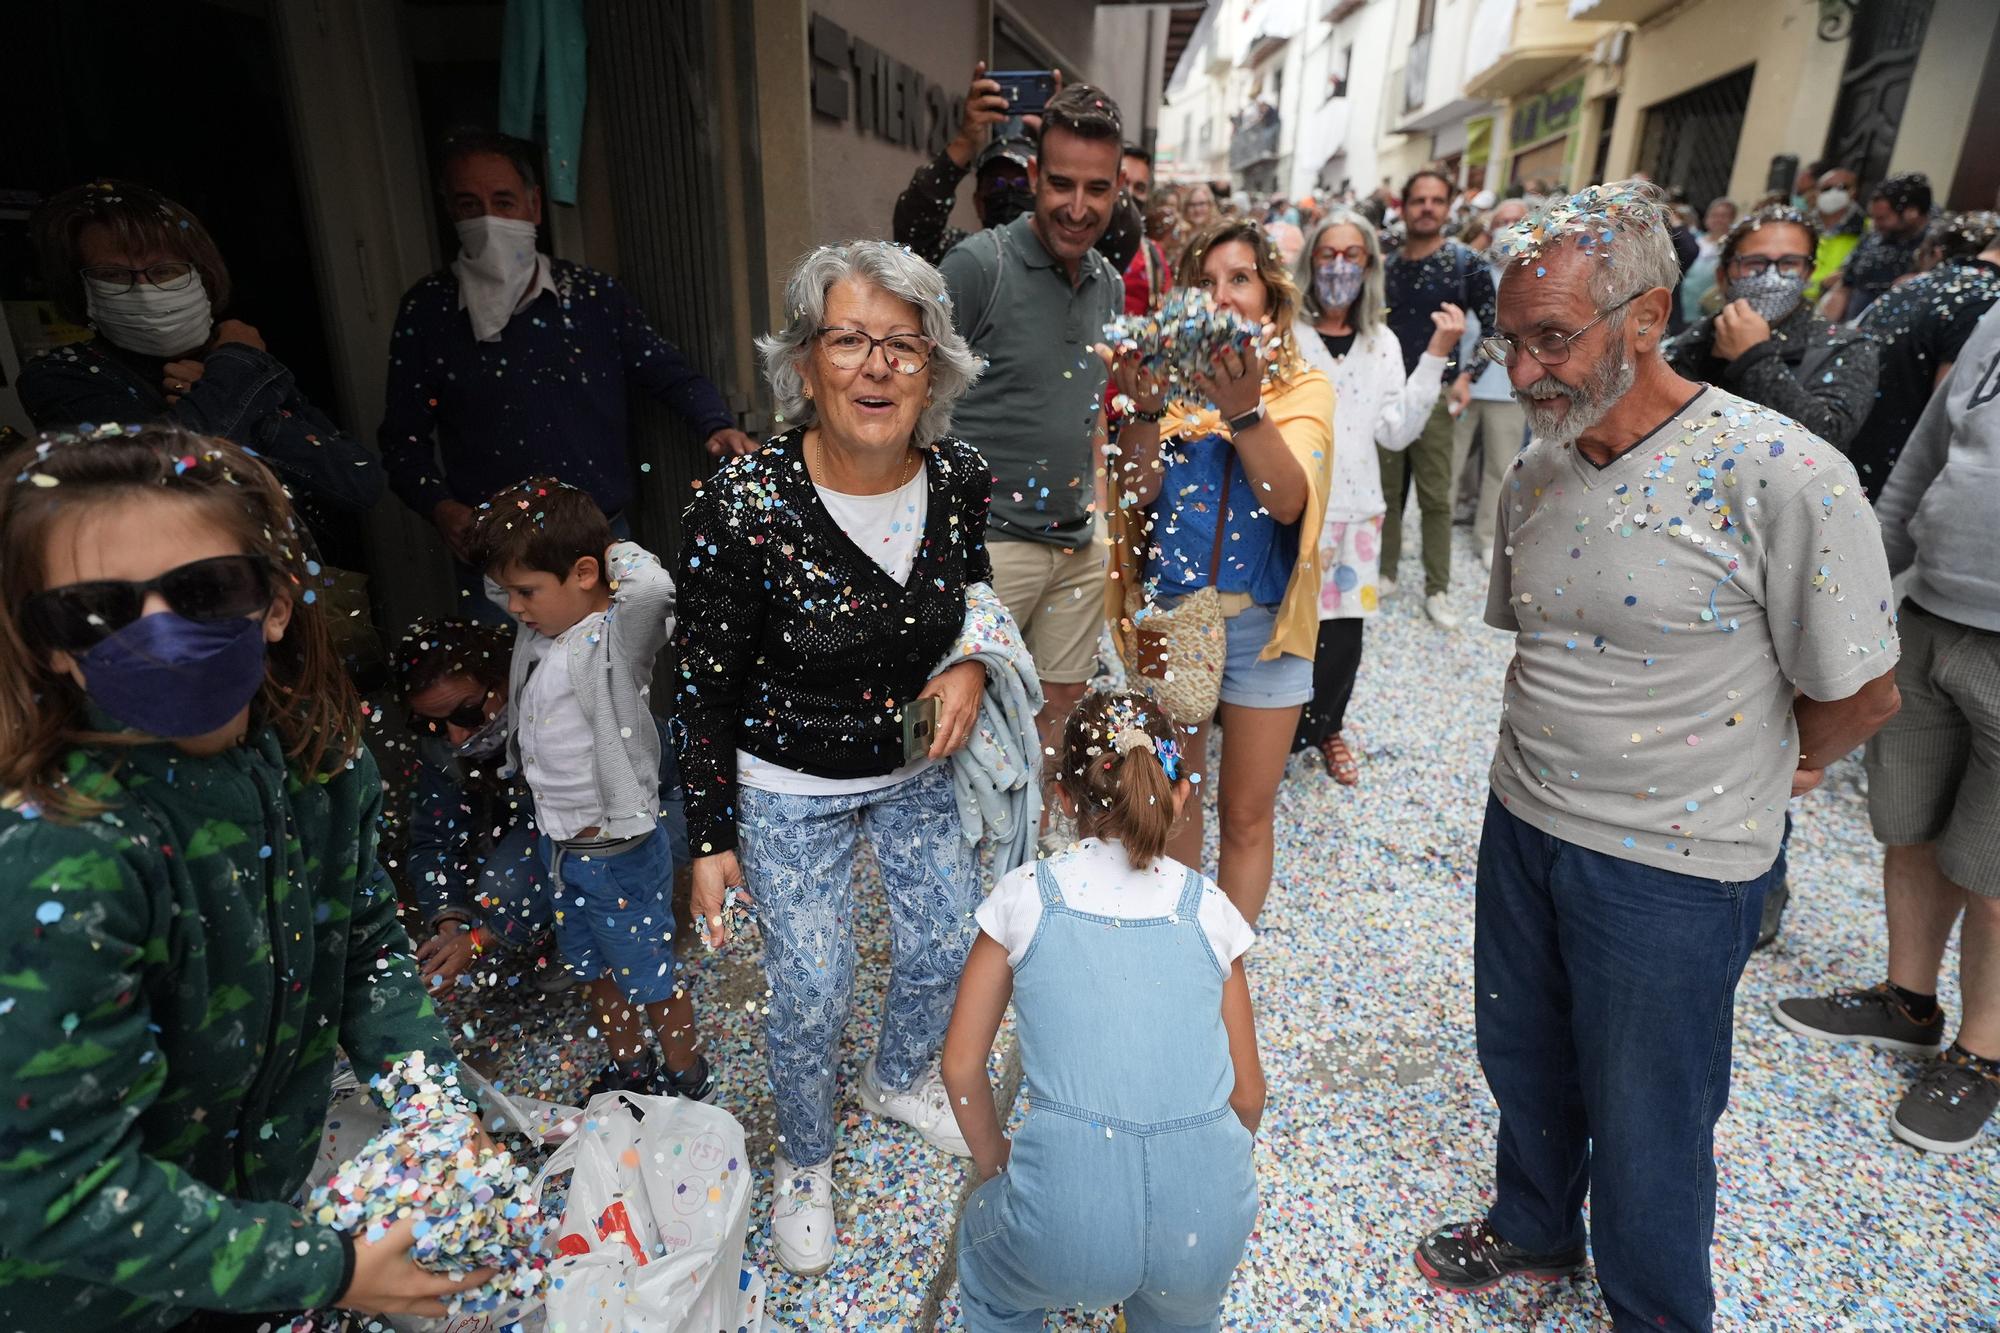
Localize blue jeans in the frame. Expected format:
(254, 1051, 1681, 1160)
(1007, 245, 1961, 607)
(1474, 793, 1771, 1333)
(737, 763, 979, 1167)
(477, 819, 553, 950)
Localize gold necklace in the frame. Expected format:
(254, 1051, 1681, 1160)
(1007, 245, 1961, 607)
(810, 429, 919, 493)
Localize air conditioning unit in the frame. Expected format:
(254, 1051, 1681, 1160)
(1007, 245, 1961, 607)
(1591, 29, 1630, 68)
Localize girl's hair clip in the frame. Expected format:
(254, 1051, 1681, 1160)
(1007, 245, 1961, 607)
(1155, 735, 1183, 782)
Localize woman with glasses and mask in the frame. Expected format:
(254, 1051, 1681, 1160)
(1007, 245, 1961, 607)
(1659, 205, 1880, 952)
(20, 181, 382, 566)
(1663, 205, 1879, 451)
(1286, 211, 1463, 783)
(674, 240, 1001, 1276)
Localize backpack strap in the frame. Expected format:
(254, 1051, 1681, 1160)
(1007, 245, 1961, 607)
(969, 225, 1010, 348)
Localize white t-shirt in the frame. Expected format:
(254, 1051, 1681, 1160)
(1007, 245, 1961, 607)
(737, 466, 936, 796)
(975, 838, 1255, 974)
(517, 611, 606, 841)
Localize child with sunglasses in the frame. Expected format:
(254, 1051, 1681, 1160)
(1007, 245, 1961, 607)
(0, 424, 490, 1329)
(471, 478, 714, 1102)
(941, 691, 1266, 1332)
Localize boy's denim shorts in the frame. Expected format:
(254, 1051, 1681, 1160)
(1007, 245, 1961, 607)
(539, 824, 680, 1004)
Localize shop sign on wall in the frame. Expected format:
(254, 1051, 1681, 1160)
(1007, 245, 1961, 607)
(810, 14, 967, 157)
(1510, 76, 1585, 148)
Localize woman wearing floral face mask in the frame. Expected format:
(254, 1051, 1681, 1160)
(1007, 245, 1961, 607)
(1663, 205, 1879, 450)
(19, 181, 383, 566)
(1285, 212, 1462, 784)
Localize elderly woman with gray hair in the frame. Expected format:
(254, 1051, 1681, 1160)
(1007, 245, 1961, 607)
(674, 239, 994, 1275)
(1288, 210, 1463, 782)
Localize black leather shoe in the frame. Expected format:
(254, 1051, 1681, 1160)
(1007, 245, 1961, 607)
(1414, 1219, 1585, 1293)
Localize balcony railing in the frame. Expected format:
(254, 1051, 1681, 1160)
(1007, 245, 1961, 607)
(1229, 114, 1284, 170)
(1404, 29, 1431, 113)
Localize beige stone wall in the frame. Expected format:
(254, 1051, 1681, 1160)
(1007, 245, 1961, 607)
(1602, 0, 1842, 205)
(1893, 0, 2000, 193)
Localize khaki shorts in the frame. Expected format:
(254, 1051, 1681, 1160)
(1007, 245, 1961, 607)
(1865, 601, 2000, 898)
(988, 536, 1108, 685)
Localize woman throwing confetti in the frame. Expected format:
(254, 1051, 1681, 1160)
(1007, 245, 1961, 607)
(1101, 219, 1335, 922)
(675, 240, 997, 1276)
(0, 425, 487, 1328)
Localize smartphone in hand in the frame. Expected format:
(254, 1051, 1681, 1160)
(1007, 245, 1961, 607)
(989, 70, 1058, 116)
(902, 696, 942, 764)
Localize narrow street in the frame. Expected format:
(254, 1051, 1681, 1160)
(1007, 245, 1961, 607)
(455, 528, 1991, 1330)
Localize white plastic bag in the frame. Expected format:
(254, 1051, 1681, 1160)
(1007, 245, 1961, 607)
(534, 1091, 759, 1332)
(461, 1063, 587, 1145)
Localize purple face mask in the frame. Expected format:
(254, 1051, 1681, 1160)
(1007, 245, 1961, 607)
(77, 611, 267, 738)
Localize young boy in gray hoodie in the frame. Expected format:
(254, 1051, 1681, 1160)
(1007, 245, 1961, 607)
(1776, 300, 2000, 1154)
(474, 477, 714, 1100)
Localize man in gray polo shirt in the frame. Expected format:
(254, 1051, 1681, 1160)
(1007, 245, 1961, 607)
(940, 83, 1126, 747)
(1413, 182, 1902, 1333)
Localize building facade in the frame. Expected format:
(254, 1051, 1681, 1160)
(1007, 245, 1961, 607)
(0, 0, 1104, 634)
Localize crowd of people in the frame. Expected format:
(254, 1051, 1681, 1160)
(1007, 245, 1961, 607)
(0, 55, 1994, 1333)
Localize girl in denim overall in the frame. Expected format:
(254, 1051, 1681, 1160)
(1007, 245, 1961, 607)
(941, 691, 1266, 1331)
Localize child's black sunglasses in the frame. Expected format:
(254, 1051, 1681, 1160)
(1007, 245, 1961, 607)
(25, 554, 275, 653)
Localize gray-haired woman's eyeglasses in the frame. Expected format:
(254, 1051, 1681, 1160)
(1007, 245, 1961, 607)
(816, 326, 935, 374)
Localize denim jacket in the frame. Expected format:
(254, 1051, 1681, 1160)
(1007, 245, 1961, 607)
(19, 337, 384, 556)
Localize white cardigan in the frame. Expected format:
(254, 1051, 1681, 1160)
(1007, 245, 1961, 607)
(1292, 318, 1448, 526)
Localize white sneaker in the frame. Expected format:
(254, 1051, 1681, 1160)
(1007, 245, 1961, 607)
(1425, 592, 1461, 630)
(1378, 577, 1399, 598)
(771, 1153, 837, 1275)
(859, 1058, 972, 1157)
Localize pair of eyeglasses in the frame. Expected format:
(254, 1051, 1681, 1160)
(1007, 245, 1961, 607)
(816, 326, 935, 374)
(1479, 290, 1644, 369)
(413, 699, 494, 735)
(25, 554, 273, 653)
(77, 262, 199, 293)
(1313, 246, 1367, 264)
(1726, 255, 1812, 280)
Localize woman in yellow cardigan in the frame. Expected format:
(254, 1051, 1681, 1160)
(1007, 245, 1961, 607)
(1102, 219, 1335, 922)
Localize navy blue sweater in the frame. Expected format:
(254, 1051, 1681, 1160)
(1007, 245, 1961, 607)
(379, 259, 735, 519)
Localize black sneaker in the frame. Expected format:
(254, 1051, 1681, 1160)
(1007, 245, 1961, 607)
(1891, 1046, 2000, 1154)
(661, 1053, 718, 1103)
(1753, 878, 1789, 951)
(1773, 982, 1946, 1055)
(1413, 1219, 1585, 1293)
(586, 1055, 660, 1100)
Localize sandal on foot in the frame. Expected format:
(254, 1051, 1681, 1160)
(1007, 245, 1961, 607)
(1319, 734, 1360, 785)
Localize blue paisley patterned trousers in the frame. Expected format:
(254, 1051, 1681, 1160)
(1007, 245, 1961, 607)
(737, 763, 980, 1167)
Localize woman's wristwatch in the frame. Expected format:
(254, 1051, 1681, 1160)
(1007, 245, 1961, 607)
(1226, 403, 1266, 435)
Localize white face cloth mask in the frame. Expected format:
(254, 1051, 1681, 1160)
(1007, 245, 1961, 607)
(1815, 188, 1851, 217)
(452, 215, 542, 342)
(85, 276, 212, 358)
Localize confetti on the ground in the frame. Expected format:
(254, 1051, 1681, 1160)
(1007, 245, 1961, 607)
(407, 525, 1991, 1330)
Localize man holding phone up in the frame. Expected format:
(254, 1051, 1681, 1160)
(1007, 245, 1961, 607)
(939, 82, 1129, 771)
(896, 63, 1142, 270)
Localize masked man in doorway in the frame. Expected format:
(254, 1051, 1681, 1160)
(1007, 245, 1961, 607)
(379, 130, 754, 617)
